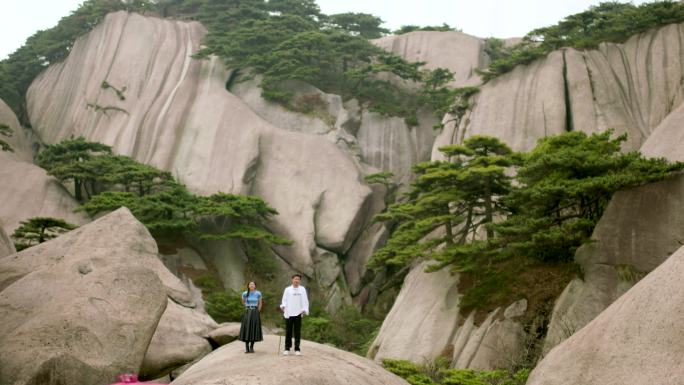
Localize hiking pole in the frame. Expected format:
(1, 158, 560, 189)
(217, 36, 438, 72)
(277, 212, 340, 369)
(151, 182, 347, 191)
(277, 331, 282, 355)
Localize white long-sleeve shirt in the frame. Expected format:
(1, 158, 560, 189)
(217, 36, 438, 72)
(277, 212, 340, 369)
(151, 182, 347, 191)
(280, 285, 309, 318)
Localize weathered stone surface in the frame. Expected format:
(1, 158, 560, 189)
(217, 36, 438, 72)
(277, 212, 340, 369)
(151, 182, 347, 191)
(450, 303, 526, 371)
(528, 245, 684, 385)
(207, 322, 241, 346)
(345, 222, 389, 296)
(0, 219, 15, 257)
(231, 77, 362, 157)
(373, 31, 487, 88)
(358, 108, 439, 186)
(467, 317, 526, 370)
(368, 257, 528, 369)
(187, 236, 246, 291)
(436, 23, 684, 155)
(0, 98, 87, 236)
(140, 299, 216, 379)
(171, 335, 409, 385)
(0, 98, 34, 162)
(544, 173, 684, 351)
(435, 50, 567, 155)
(641, 101, 684, 162)
(368, 261, 460, 363)
(26, 11, 372, 276)
(0, 152, 89, 236)
(313, 247, 342, 288)
(0, 208, 169, 385)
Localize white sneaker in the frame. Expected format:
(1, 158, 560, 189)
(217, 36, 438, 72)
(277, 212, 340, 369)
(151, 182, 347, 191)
(295, 351, 302, 356)
(282, 350, 289, 356)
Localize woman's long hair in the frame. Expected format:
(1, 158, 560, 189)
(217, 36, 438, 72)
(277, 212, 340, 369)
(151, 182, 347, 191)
(245, 281, 257, 300)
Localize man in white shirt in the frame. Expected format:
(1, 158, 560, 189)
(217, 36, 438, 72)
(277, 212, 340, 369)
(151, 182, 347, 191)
(280, 274, 309, 356)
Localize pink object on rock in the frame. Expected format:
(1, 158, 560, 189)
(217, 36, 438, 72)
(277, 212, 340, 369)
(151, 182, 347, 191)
(110, 373, 166, 384)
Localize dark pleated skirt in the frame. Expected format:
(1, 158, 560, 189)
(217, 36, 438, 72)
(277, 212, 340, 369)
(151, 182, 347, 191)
(239, 307, 263, 342)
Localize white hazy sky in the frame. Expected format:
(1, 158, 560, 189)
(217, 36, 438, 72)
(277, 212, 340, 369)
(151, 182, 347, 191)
(0, 0, 650, 60)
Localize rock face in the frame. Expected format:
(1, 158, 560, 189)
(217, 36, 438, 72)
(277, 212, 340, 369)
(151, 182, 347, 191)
(368, 261, 461, 363)
(0, 219, 15, 257)
(543, 174, 684, 352)
(140, 299, 216, 379)
(26, 12, 372, 284)
(0, 208, 218, 384)
(373, 31, 487, 88)
(231, 75, 440, 188)
(543, 83, 684, 351)
(368, 261, 528, 369)
(450, 300, 527, 370)
(0, 98, 88, 236)
(0, 208, 169, 385)
(435, 23, 684, 154)
(527, 245, 684, 385)
(171, 335, 409, 385)
(426, 22, 684, 357)
(0, 98, 34, 162)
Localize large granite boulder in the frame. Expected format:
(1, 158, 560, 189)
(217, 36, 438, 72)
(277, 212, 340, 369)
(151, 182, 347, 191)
(543, 67, 684, 350)
(140, 299, 216, 379)
(171, 335, 409, 385)
(368, 261, 461, 363)
(0, 98, 87, 236)
(543, 173, 684, 352)
(0, 208, 169, 385)
(373, 31, 487, 88)
(450, 301, 527, 370)
(0, 98, 34, 162)
(528, 245, 684, 385)
(367, 262, 530, 369)
(26, 11, 372, 280)
(232, 76, 440, 187)
(434, 23, 684, 155)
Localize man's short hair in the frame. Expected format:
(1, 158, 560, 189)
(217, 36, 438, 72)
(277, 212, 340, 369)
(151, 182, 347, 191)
(292, 273, 302, 279)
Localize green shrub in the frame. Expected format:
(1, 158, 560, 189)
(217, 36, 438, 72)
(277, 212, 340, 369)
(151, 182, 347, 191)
(382, 359, 530, 385)
(205, 290, 245, 323)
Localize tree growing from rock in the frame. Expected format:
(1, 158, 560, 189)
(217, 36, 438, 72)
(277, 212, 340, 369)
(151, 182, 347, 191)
(370, 131, 683, 311)
(36, 137, 112, 201)
(369, 135, 513, 272)
(491, 130, 684, 262)
(11, 217, 77, 251)
(0, 123, 13, 152)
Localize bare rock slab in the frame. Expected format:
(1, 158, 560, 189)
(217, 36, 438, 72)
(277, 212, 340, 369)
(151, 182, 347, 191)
(171, 335, 408, 385)
(528, 245, 684, 385)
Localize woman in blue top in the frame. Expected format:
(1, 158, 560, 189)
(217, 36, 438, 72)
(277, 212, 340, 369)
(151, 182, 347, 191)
(239, 281, 263, 353)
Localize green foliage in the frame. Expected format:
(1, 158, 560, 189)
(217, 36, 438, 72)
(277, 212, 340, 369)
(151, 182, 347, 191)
(0, 123, 13, 153)
(382, 359, 529, 385)
(492, 130, 683, 263)
(325, 12, 389, 39)
(369, 136, 513, 271)
(36, 137, 112, 201)
(300, 305, 382, 355)
(100, 80, 127, 100)
(188, 0, 453, 122)
(371, 131, 683, 311)
(2, 0, 459, 126)
(205, 289, 245, 323)
(394, 23, 458, 35)
(480, 1, 684, 81)
(11, 217, 77, 251)
(36, 138, 289, 246)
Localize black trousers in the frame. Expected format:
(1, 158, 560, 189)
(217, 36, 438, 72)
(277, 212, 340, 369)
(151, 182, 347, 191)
(285, 315, 302, 351)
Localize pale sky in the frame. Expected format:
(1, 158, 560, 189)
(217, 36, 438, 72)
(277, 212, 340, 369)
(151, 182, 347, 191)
(0, 0, 650, 60)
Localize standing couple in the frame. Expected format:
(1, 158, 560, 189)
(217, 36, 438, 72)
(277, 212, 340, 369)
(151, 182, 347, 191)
(238, 274, 309, 355)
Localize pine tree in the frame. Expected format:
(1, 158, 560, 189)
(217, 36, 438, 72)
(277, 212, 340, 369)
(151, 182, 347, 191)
(11, 217, 77, 250)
